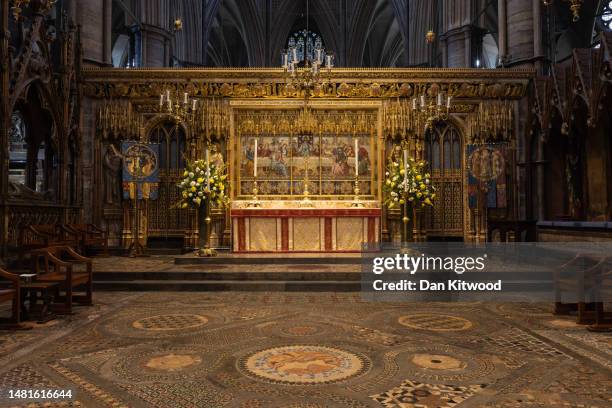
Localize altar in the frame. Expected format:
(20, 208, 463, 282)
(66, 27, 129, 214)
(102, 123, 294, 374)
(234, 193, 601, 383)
(231, 201, 381, 252)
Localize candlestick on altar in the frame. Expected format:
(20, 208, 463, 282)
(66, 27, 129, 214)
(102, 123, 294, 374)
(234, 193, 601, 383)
(254, 139, 258, 178)
(354, 138, 359, 176)
(247, 138, 261, 207)
(351, 138, 364, 207)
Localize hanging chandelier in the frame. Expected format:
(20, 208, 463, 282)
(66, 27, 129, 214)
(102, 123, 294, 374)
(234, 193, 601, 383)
(413, 92, 452, 131)
(383, 91, 453, 137)
(542, 0, 582, 22)
(280, 0, 334, 93)
(159, 89, 198, 125)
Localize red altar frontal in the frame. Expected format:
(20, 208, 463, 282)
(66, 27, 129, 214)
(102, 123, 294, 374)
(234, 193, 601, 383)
(231, 201, 381, 253)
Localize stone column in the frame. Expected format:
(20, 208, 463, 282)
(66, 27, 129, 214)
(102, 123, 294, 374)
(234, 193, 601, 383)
(536, 134, 546, 221)
(533, 0, 543, 72)
(77, 0, 105, 66)
(140, 25, 172, 67)
(498, 0, 507, 62)
(506, 0, 534, 66)
(0, 0, 9, 257)
(440, 0, 474, 67)
(103, 0, 112, 65)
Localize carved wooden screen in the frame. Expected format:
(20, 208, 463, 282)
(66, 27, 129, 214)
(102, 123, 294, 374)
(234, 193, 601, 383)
(424, 124, 464, 238)
(147, 122, 189, 237)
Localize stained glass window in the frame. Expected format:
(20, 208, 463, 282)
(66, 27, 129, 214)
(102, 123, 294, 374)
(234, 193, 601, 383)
(602, 1, 612, 29)
(9, 112, 27, 185)
(286, 29, 324, 64)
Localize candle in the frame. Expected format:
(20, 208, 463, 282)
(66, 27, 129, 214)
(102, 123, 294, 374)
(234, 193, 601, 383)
(184, 92, 188, 105)
(403, 149, 408, 187)
(412, 98, 417, 110)
(446, 96, 452, 109)
(437, 93, 442, 106)
(420, 95, 425, 108)
(205, 148, 210, 190)
(159, 94, 164, 107)
(354, 139, 359, 176)
(254, 139, 258, 178)
(292, 47, 298, 63)
(192, 99, 197, 111)
(166, 90, 170, 101)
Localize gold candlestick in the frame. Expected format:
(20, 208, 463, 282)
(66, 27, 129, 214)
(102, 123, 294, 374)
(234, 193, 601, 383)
(247, 178, 261, 208)
(300, 156, 314, 207)
(351, 176, 364, 207)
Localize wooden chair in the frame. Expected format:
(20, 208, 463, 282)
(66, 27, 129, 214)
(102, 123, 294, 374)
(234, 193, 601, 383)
(0, 268, 21, 328)
(30, 246, 93, 314)
(588, 266, 612, 332)
(64, 224, 108, 256)
(553, 253, 606, 324)
(18, 225, 79, 267)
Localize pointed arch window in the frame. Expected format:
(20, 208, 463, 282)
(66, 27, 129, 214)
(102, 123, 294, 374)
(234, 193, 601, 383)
(286, 29, 324, 64)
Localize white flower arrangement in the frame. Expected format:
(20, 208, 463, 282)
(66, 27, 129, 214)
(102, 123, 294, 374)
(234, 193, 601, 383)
(383, 154, 436, 210)
(177, 159, 229, 208)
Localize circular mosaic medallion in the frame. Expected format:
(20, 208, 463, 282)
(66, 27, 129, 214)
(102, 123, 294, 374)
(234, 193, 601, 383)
(101, 346, 222, 383)
(398, 313, 473, 332)
(411, 354, 465, 370)
(145, 354, 202, 372)
(394, 346, 496, 382)
(132, 314, 209, 331)
(239, 345, 370, 385)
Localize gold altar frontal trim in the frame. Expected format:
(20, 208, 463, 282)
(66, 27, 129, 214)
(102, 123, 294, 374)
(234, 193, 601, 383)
(231, 202, 381, 252)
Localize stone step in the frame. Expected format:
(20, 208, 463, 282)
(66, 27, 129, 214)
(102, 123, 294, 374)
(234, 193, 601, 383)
(93, 271, 361, 282)
(174, 255, 367, 265)
(93, 280, 362, 292)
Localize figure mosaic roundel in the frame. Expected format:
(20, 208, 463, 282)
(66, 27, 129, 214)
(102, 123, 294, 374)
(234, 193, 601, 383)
(239, 345, 370, 385)
(124, 143, 158, 178)
(467, 146, 505, 182)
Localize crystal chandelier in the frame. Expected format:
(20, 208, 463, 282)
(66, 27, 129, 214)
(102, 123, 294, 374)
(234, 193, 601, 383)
(542, 0, 583, 22)
(280, 0, 334, 93)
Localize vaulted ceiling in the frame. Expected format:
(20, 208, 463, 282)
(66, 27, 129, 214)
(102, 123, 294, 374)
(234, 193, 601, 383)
(203, 0, 424, 67)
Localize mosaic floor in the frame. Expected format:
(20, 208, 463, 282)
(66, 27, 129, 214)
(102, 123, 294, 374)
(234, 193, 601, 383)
(0, 292, 611, 407)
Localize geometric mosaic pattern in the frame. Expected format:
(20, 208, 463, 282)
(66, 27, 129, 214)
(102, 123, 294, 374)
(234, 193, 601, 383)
(397, 313, 473, 332)
(472, 328, 570, 359)
(132, 314, 209, 331)
(370, 380, 486, 408)
(1, 288, 611, 408)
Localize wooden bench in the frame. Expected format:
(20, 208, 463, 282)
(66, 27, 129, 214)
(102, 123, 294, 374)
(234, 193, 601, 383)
(30, 246, 93, 314)
(64, 224, 108, 256)
(18, 225, 80, 267)
(0, 268, 21, 328)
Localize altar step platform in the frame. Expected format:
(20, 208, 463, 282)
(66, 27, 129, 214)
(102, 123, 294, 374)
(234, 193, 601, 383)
(92, 253, 365, 292)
